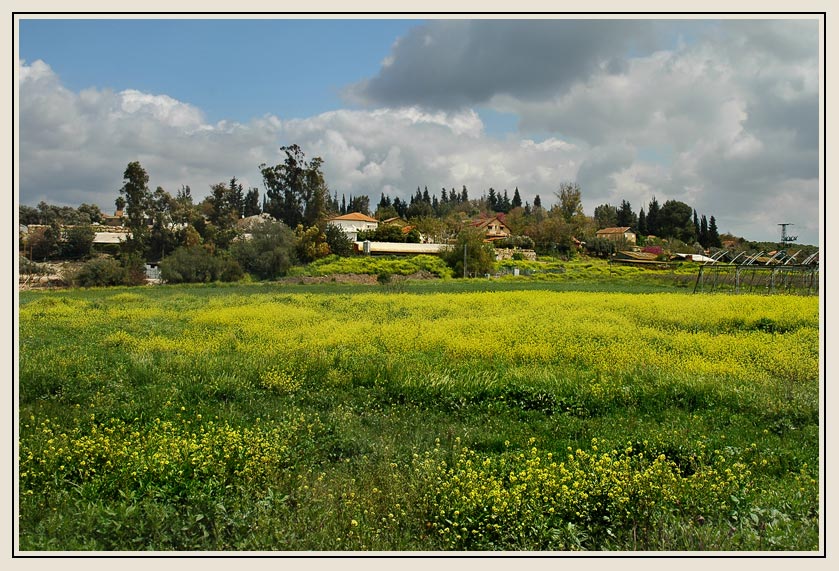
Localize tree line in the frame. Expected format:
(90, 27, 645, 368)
(20, 144, 734, 284)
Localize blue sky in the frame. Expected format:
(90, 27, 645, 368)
(19, 19, 423, 123)
(17, 17, 822, 245)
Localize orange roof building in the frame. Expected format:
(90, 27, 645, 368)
(327, 212, 379, 241)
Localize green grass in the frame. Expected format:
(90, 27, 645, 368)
(17, 277, 820, 551)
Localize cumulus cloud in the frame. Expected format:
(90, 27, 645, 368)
(346, 19, 662, 110)
(341, 19, 820, 244)
(18, 59, 583, 218)
(17, 16, 821, 246)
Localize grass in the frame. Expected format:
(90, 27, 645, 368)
(17, 271, 820, 551)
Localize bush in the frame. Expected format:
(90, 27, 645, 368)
(495, 235, 534, 250)
(72, 258, 130, 287)
(230, 220, 297, 280)
(160, 246, 242, 284)
(324, 224, 354, 257)
(585, 237, 616, 259)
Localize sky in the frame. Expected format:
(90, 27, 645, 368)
(17, 16, 822, 245)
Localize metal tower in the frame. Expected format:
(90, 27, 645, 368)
(778, 223, 798, 244)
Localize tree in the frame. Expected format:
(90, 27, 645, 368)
(616, 200, 637, 228)
(230, 219, 297, 279)
(148, 186, 178, 261)
(19, 205, 39, 225)
(593, 203, 618, 229)
(487, 188, 498, 212)
(658, 200, 696, 243)
(699, 215, 709, 248)
(243, 188, 262, 217)
(693, 209, 700, 241)
(555, 182, 584, 223)
(118, 161, 152, 257)
(348, 195, 371, 216)
(511, 187, 523, 210)
(637, 208, 647, 236)
(160, 246, 242, 283)
(708, 216, 721, 247)
(528, 214, 575, 256)
(585, 237, 616, 258)
(499, 189, 512, 213)
(294, 224, 330, 263)
(533, 194, 542, 209)
(77, 203, 103, 225)
(303, 157, 329, 226)
(25, 223, 61, 261)
(443, 227, 496, 278)
(260, 145, 328, 228)
(646, 197, 660, 236)
(324, 223, 354, 257)
(61, 225, 95, 259)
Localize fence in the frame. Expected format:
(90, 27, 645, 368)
(693, 264, 819, 295)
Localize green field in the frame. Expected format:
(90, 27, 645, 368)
(18, 277, 820, 551)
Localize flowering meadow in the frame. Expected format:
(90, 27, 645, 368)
(18, 281, 820, 551)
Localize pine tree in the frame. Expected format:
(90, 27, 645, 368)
(646, 197, 660, 236)
(637, 208, 647, 236)
(533, 194, 542, 209)
(487, 188, 497, 211)
(500, 189, 511, 213)
(617, 200, 636, 227)
(700, 215, 709, 247)
(693, 210, 700, 242)
(512, 187, 522, 209)
(708, 216, 721, 247)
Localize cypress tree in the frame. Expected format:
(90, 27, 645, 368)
(512, 187, 522, 209)
(638, 208, 647, 236)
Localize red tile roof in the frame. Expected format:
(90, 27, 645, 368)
(596, 227, 633, 235)
(329, 212, 379, 223)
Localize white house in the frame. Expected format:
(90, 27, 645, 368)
(327, 212, 379, 242)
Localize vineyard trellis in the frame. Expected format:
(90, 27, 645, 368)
(693, 255, 819, 295)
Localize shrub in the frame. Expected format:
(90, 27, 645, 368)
(495, 235, 535, 250)
(72, 258, 129, 287)
(324, 224, 355, 257)
(295, 225, 330, 263)
(160, 246, 242, 284)
(230, 220, 297, 279)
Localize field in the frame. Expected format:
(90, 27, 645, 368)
(17, 274, 821, 551)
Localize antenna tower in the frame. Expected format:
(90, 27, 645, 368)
(778, 223, 798, 244)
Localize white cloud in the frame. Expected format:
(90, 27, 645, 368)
(17, 17, 821, 249)
(19, 59, 583, 216)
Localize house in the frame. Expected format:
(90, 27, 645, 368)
(596, 227, 637, 244)
(471, 215, 511, 241)
(327, 212, 379, 242)
(381, 216, 409, 228)
(101, 210, 125, 227)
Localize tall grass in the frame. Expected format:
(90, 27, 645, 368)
(18, 283, 820, 551)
